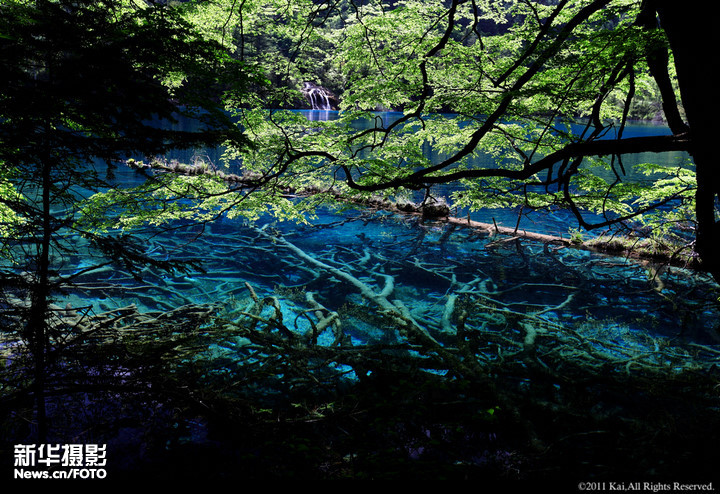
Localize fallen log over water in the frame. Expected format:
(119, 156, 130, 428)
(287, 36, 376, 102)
(125, 157, 702, 273)
(349, 195, 704, 274)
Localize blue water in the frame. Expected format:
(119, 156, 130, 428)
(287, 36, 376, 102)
(58, 112, 719, 378)
(63, 184, 719, 346)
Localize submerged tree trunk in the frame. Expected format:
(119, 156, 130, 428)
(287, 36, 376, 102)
(653, 1, 720, 280)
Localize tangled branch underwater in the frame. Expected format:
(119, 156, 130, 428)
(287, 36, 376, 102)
(2, 206, 720, 479)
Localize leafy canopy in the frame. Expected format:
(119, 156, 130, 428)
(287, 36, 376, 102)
(188, 0, 690, 240)
(71, 0, 693, 247)
(0, 0, 261, 284)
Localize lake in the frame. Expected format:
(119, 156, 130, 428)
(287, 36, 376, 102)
(64, 111, 720, 353)
(6, 109, 720, 481)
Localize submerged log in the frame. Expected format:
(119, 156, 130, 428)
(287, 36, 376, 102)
(378, 200, 703, 273)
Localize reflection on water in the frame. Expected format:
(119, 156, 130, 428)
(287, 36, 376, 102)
(300, 109, 336, 122)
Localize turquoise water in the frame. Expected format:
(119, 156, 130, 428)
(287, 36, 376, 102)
(5, 112, 719, 480)
(58, 112, 720, 366)
(62, 178, 720, 351)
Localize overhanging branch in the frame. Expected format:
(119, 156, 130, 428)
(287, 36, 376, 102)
(343, 133, 691, 190)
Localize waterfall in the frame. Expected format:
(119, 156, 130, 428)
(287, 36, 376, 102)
(302, 82, 335, 111)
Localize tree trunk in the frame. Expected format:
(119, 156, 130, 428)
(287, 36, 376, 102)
(26, 158, 53, 444)
(654, 1, 720, 280)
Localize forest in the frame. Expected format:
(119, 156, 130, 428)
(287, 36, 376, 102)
(1, 0, 720, 485)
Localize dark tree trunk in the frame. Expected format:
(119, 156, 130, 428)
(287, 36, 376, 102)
(27, 158, 53, 444)
(654, 1, 720, 280)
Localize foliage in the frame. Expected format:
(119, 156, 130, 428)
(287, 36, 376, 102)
(71, 0, 690, 250)
(180, 0, 345, 106)
(1, 0, 716, 480)
(0, 0, 258, 442)
(77, 171, 312, 231)
(171, 0, 694, 251)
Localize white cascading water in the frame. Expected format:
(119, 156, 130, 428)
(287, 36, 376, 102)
(303, 82, 333, 110)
